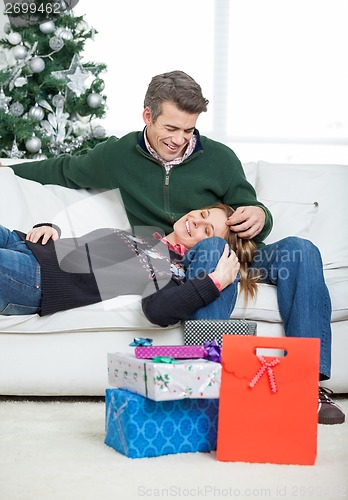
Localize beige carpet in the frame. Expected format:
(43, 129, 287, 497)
(0, 397, 347, 500)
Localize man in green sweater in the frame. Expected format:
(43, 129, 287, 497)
(2, 70, 345, 424)
(6, 70, 272, 247)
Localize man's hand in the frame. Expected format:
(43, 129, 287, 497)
(26, 226, 59, 245)
(226, 206, 266, 239)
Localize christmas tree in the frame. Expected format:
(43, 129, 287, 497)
(0, 1, 108, 159)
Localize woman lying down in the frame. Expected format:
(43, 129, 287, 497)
(0, 204, 259, 326)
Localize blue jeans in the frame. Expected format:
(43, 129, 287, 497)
(0, 225, 42, 315)
(184, 236, 331, 380)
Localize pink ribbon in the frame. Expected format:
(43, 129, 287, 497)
(249, 355, 280, 393)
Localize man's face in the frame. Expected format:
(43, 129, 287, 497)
(143, 101, 199, 161)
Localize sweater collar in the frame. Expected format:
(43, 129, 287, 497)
(144, 129, 197, 168)
(153, 232, 187, 257)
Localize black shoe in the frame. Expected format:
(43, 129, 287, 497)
(318, 387, 345, 425)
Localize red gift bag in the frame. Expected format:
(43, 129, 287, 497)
(216, 336, 320, 465)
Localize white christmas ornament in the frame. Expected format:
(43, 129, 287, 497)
(3, 138, 25, 159)
(67, 67, 93, 97)
(29, 57, 45, 73)
(75, 112, 90, 124)
(39, 20, 56, 34)
(14, 77, 28, 87)
(52, 55, 95, 97)
(25, 135, 42, 153)
(76, 20, 89, 32)
(7, 32, 22, 45)
(87, 92, 102, 108)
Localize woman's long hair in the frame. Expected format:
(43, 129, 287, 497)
(208, 203, 261, 301)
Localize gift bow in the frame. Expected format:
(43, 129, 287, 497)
(249, 355, 280, 393)
(152, 356, 179, 364)
(203, 339, 222, 363)
(129, 337, 153, 347)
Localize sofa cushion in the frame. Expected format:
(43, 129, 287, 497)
(0, 295, 175, 333)
(260, 198, 318, 244)
(256, 161, 348, 269)
(242, 161, 258, 187)
(0, 167, 131, 234)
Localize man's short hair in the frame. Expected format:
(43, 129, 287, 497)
(144, 70, 209, 121)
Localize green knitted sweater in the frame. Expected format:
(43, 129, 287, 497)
(12, 131, 272, 245)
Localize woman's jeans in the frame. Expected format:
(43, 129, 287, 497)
(0, 225, 42, 315)
(183, 236, 331, 380)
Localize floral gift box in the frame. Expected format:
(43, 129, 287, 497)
(107, 352, 221, 401)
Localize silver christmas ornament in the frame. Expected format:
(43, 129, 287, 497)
(55, 28, 73, 41)
(32, 150, 48, 160)
(92, 79, 105, 92)
(13, 44, 28, 60)
(92, 125, 106, 139)
(29, 104, 45, 121)
(87, 92, 102, 108)
(52, 93, 66, 108)
(49, 37, 64, 52)
(29, 57, 45, 73)
(9, 102, 24, 117)
(25, 135, 42, 153)
(39, 20, 56, 34)
(7, 32, 22, 45)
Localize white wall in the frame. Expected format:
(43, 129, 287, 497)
(74, 0, 347, 164)
(74, 0, 215, 137)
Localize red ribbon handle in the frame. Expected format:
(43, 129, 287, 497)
(249, 355, 280, 393)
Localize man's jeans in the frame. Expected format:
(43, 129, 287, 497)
(0, 225, 42, 315)
(183, 236, 331, 380)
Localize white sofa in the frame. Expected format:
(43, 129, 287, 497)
(0, 159, 347, 395)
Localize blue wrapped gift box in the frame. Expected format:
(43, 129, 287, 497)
(105, 388, 219, 458)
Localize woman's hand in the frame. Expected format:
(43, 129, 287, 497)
(210, 244, 240, 290)
(26, 226, 59, 245)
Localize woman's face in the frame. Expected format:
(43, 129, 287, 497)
(173, 208, 229, 248)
